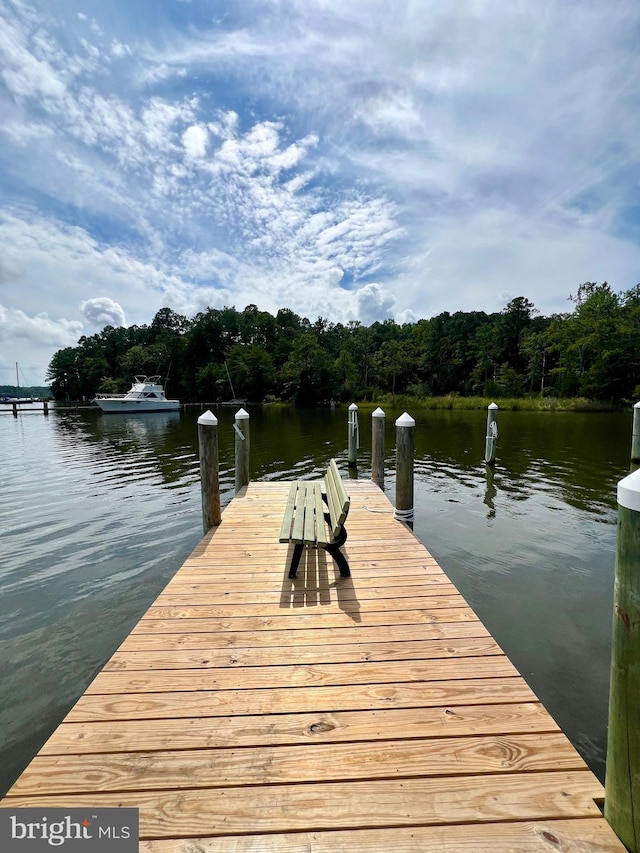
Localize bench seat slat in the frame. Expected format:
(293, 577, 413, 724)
(291, 484, 307, 544)
(329, 458, 349, 522)
(325, 460, 349, 535)
(324, 471, 340, 536)
(314, 481, 328, 547)
(302, 483, 317, 544)
(278, 482, 299, 543)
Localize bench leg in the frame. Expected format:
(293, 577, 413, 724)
(326, 544, 350, 577)
(326, 527, 350, 578)
(288, 543, 304, 579)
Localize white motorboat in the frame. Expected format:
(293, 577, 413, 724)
(93, 376, 180, 413)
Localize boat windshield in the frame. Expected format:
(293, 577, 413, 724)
(133, 375, 162, 384)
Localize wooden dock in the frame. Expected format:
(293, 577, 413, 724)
(0, 480, 625, 850)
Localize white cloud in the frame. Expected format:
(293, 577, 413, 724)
(0, 16, 65, 100)
(80, 297, 126, 327)
(0, 304, 83, 347)
(182, 124, 208, 158)
(354, 90, 425, 140)
(111, 40, 131, 58)
(354, 283, 395, 325)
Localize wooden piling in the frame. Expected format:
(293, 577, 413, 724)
(631, 402, 640, 470)
(348, 403, 359, 467)
(43, 400, 49, 416)
(12, 403, 18, 417)
(234, 407, 250, 494)
(605, 468, 640, 851)
(371, 407, 385, 489)
(197, 410, 221, 533)
(484, 403, 498, 466)
(395, 411, 415, 524)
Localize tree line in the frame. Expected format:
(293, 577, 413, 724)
(46, 282, 640, 405)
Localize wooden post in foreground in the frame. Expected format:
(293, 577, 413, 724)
(631, 402, 640, 471)
(348, 403, 359, 467)
(234, 407, 250, 493)
(395, 411, 415, 525)
(371, 407, 385, 489)
(605, 467, 640, 851)
(484, 402, 498, 466)
(12, 403, 17, 417)
(197, 410, 221, 533)
(43, 400, 49, 416)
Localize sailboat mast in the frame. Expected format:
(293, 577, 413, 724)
(224, 361, 236, 401)
(16, 362, 19, 391)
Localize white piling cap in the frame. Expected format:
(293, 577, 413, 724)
(349, 402, 358, 411)
(235, 407, 250, 419)
(372, 407, 386, 418)
(395, 411, 416, 427)
(197, 410, 218, 425)
(634, 401, 640, 409)
(618, 468, 640, 511)
(488, 402, 499, 410)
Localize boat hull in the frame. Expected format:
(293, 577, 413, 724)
(95, 399, 180, 413)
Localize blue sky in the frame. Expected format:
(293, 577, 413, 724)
(1, 0, 639, 384)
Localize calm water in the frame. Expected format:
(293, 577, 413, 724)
(0, 403, 631, 795)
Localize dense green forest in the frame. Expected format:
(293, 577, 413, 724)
(46, 282, 640, 406)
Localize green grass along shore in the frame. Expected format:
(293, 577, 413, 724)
(354, 395, 625, 413)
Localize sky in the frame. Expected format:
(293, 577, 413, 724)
(1, 0, 639, 385)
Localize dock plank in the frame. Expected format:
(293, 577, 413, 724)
(104, 637, 504, 670)
(133, 609, 486, 632)
(137, 820, 625, 852)
(63, 676, 538, 721)
(39, 703, 561, 755)
(2, 772, 605, 836)
(142, 602, 481, 620)
(0, 479, 622, 850)
(153, 589, 468, 605)
(85, 655, 520, 694)
(8, 733, 586, 795)
(122, 620, 491, 648)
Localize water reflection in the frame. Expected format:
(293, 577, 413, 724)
(95, 410, 181, 439)
(483, 465, 497, 518)
(49, 409, 213, 496)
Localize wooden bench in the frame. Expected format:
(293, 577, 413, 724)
(279, 459, 351, 579)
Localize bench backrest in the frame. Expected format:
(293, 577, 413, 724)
(324, 459, 350, 536)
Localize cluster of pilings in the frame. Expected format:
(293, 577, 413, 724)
(197, 404, 420, 536)
(346, 404, 416, 524)
(198, 402, 503, 533)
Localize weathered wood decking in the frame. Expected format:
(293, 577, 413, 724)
(1, 480, 625, 850)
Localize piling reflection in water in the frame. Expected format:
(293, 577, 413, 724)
(483, 465, 497, 518)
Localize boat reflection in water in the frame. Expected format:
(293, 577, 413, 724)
(52, 408, 193, 490)
(94, 409, 182, 440)
(93, 376, 179, 413)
